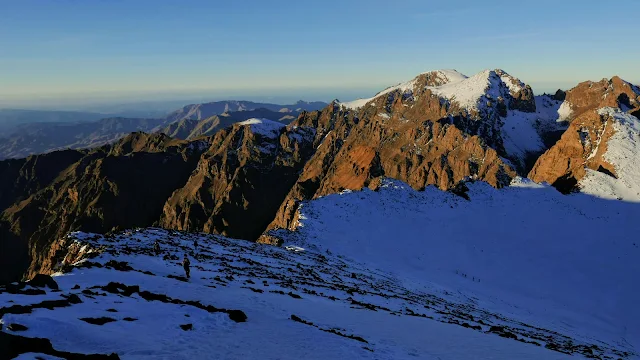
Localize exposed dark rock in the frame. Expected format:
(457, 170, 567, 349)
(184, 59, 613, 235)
(94, 282, 247, 323)
(179, 323, 193, 331)
(552, 89, 567, 101)
(0, 134, 206, 283)
(290, 313, 367, 343)
(104, 260, 133, 272)
(488, 325, 519, 340)
(227, 310, 248, 323)
(1, 281, 46, 296)
(28, 274, 59, 290)
(551, 174, 579, 194)
(100, 282, 140, 297)
(66, 294, 83, 304)
(0, 330, 120, 359)
(0, 298, 74, 317)
(79, 317, 117, 326)
(596, 165, 617, 179)
(6, 323, 28, 332)
(167, 274, 189, 282)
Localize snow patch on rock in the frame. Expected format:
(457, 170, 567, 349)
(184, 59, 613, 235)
(238, 118, 285, 138)
(557, 101, 573, 121)
(579, 108, 640, 201)
(501, 96, 565, 165)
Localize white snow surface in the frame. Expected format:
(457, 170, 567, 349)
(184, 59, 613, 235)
(278, 178, 640, 359)
(1, 178, 638, 359)
(238, 118, 285, 138)
(426, 70, 504, 110)
(579, 108, 640, 202)
(501, 96, 565, 163)
(557, 101, 574, 121)
(4, 220, 627, 359)
(425, 69, 529, 113)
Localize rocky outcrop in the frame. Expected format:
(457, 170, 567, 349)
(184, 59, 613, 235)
(529, 108, 634, 195)
(159, 121, 316, 240)
(529, 76, 640, 195)
(558, 76, 640, 121)
(552, 89, 567, 101)
(267, 83, 518, 231)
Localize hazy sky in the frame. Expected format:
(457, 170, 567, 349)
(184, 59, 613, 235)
(1, 0, 638, 108)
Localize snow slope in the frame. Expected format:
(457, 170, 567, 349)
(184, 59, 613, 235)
(277, 178, 640, 359)
(3, 224, 622, 359)
(579, 108, 640, 202)
(425, 69, 513, 110)
(501, 95, 566, 162)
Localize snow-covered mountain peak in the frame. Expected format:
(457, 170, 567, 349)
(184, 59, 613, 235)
(340, 69, 469, 110)
(340, 68, 535, 117)
(425, 69, 533, 113)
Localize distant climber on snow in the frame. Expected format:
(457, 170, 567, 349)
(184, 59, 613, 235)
(153, 240, 160, 254)
(194, 239, 198, 249)
(182, 255, 191, 279)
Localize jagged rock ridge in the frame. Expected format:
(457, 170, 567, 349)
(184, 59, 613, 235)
(1, 70, 639, 285)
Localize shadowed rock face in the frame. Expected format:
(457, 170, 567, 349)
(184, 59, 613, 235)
(529, 111, 610, 187)
(0, 133, 207, 283)
(159, 122, 316, 240)
(0, 150, 86, 211)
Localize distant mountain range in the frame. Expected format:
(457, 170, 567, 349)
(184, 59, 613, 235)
(0, 109, 109, 134)
(0, 100, 328, 159)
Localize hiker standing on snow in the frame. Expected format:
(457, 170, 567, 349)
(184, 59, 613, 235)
(194, 239, 198, 249)
(153, 240, 160, 254)
(182, 255, 191, 279)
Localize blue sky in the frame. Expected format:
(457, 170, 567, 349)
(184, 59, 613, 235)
(1, 0, 638, 108)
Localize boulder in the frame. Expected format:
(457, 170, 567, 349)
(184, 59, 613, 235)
(28, 274, 59, 290)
